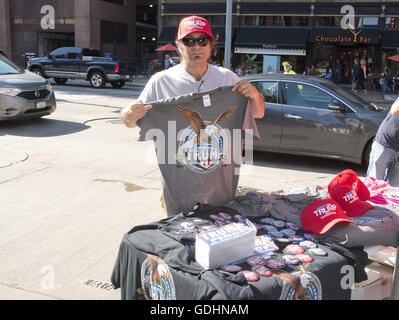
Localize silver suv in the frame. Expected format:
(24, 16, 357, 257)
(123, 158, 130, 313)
(0, 53, 56, 121)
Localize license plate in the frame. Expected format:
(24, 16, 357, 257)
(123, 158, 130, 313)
(36, 101, 46, 109)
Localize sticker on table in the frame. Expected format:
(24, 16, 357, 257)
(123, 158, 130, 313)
(251, 264, 273, 277)
(266, 258, 287, 269)
(221, 264, 242, 273)
(254, 235, 279, 255)
(299, 240, 318, 249)
(141, 254, 176, 300)
(284, 244, 305, 255)
(308, 248, 328, 257)
(179, 222, 196, 233)
(240, 270, 259, 281)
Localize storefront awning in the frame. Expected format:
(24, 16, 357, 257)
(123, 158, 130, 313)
(234, 47, 306, 56)
(234, 27, 309, 48)
(381, 30, 399, 52)
(308, 28, 380, 45)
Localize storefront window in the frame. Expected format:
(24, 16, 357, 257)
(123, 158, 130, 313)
(257, 16, 308, 26)
(314, 16, 341, 27)
(385, 17, 399, 29)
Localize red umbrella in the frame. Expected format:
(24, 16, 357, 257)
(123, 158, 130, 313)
(155, 43, 178, 52)
(388, 54, 399, 62)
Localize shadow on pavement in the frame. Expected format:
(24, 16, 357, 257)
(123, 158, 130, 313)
(0, 118, 90, 137)
(252, 150, 366, 176)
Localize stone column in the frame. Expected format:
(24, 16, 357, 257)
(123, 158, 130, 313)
(0, 0, 12, 57)
(74, 0, 100, 49)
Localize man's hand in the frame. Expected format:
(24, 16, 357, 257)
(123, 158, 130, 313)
(120, 100, 152, 128)
(232, 80, 265, 118)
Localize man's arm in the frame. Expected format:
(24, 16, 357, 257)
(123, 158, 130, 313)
(391, 98, 399, 116)
(232, 80, 265, 118)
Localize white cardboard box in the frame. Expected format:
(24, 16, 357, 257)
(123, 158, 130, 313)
(351, 262, 393, 300)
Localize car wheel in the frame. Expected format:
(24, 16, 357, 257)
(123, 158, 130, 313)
(89, 71, 106, 88)
(111, 80, 125, 88)
(30, 68, 43, 77)
(54, 78, 68, 85)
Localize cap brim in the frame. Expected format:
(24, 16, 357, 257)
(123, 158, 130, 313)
(316, 218, 353, 235)
(344, 201, 373, 217)
(177, 30, 214, 40)
(356, 178, 370, 201)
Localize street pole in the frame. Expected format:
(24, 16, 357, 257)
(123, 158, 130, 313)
(224, 0, 232, 69)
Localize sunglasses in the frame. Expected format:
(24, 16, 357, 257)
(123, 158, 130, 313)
(181, 37, 211, 47)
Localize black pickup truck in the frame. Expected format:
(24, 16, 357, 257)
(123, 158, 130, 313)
(28, 47, 137, 88)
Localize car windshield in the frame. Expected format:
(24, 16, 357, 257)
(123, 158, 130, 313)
(0, 54, 24, 75)
(325, 82, 379, 111)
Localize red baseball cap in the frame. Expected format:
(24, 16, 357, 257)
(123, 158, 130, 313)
(300, 199, 352, 235)
(177, 16, 214, 40)
(329, 185, 373, 217)
(328, 169, 370, 201)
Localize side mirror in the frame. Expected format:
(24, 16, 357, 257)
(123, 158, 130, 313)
(47, 53, 53, 59)
(328, 102, 347, 113)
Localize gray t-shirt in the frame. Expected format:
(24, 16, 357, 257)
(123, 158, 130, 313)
(138, 63, 240, 102)
(137, 86, 258, 215)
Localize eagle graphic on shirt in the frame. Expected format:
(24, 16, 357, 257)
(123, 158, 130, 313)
(176, 104, 237, 173)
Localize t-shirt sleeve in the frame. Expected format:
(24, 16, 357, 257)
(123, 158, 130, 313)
(138, 76, 157, 104)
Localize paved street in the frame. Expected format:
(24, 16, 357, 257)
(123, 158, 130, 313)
(0, 79, 381, 300)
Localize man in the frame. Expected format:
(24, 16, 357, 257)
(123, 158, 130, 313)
(282, 61, 296, 75)
(164, 54, 175, 69)
(120, 16, 264, 216)
(367, 98, 399, 180)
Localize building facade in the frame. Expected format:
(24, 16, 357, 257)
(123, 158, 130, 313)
(0, 0, 158, 72)
(158, 0, 399, 82)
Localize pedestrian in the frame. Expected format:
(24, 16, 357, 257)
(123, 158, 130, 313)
(325, 68, 333, 80)
(367, 98, 399, 180)
(381, 68, 392, 94)
(119, 15, 264, 216)
(332, 59, 343, 84)
(164, 54, 175, 69)
(282, 61, 296, 74)
(356, 58, 367, 94)
(351, 58, 360, 92)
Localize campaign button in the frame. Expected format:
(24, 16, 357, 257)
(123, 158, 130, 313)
(262, 225, 277, 232)
(221, 264, 242, 272)
(266, 258, 287, 269)
(280, 228, 296, 237)
(284, 244, 305, 255)
(268, 230, 284, 238)
(299, 240, 318, 249)
(290, 236, 305, 243)
(233, 214, 245, 222)
(210, 214, 219, 221)
(260, 217, 274, 224)
(286, 222, 301, 231)
(251, 265, 273, 277)
(218, 212, 232, 220)
(304, 233, 319, 242)
(271, 220, 286, 229)
(293, 254, 314, 263)
(308, 248, 328, 257)
(240, 270, 259, 281)
(282, 255, 300, 265)
(275, 237, 291, 244)
(246, 256, 267, 266)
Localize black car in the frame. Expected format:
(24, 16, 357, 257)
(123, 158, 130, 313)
(245, 74, 387, 165)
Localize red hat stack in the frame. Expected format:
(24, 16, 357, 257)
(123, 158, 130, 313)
(328, 169, 370, 201)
